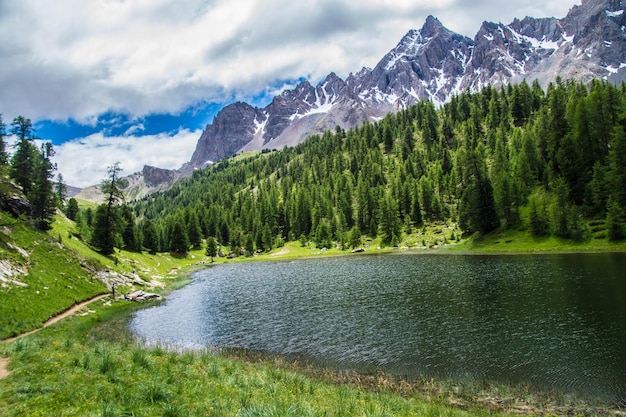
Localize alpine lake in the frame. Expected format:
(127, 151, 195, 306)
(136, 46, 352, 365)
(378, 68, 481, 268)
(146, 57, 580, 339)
(131, 252, 626, 403)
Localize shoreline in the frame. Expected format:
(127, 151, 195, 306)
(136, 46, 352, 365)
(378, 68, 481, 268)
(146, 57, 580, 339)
(3, 237, 626, 415)
(131, 252, 626, 415)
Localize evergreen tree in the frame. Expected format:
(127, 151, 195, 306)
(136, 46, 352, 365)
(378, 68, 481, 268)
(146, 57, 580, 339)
(65, 197, 79, 221)
(91, 163, 125, 255)
(30, 142, 57, 230)
(169, 217, 190, 254)
(10, 116, 37, 195)
(120, 205, 140, 252)
(459, 150, 499, 234)
(608, 125, 626, 207)
(380, 191, 401, 246)
(606, 198, 625, 241)
(141, 219, 159, 254)
(551, 177, 570, 238)
(186, 210, 203, 249)
(244, 234, 255, 256)
(528, 193, 550, 237)
(205, 236, 218, 261)
(315, 220, 332, 249)
(55, 173, 67, 209)
(348, 225, 361, 249)
(91, 205, 117, 255)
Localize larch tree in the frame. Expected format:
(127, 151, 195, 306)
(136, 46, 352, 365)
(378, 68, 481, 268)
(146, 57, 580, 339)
(30, 142, 57, 230)
(91, 163, 125, 255)
(10, 116, 37, 195)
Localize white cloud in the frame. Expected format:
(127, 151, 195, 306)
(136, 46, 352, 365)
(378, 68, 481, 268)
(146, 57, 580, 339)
(0, 0, 576, 123)
(52, 129, 201, 188)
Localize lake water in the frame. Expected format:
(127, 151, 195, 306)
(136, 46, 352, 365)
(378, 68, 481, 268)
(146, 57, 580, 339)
(130, 252, 626, 401)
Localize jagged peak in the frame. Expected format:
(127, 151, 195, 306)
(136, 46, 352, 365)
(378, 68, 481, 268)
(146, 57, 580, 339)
(321, 72, 344, 85)
(420, 15, 446, 38)
(566, 0, 623, 20)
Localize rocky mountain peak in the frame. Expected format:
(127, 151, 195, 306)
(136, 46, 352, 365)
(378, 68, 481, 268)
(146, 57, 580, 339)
(181, 0, 626, 175)
(420, 15, 446, 38)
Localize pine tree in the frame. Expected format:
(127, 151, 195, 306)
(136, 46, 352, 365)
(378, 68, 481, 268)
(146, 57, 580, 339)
(141, 219, 159, 255)
(91, 205, 117, 255)
(169, 217, 190, 254)
(186, 210, 203, 249)
(120, 205, 140, 252)
(205, 236, 218, 261)
(608, 125, 626, 207)
(91, 163, 125, 255)
(10, 116, 37, 195)
(55, 173, 67, 209)
(606, 198, 625, 241)
(528, 193, 550, 237)
(459, 150, 499, 234)
(348, 225, 361, 249)
(65, 198, 79, 221)
(380, 191, 401, 246)
(30, 142, 57, 230)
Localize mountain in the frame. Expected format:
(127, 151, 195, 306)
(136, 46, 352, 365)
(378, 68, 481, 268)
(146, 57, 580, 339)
(74, 165, 183, 203)
(76, 0, 623, 204)
(184, 0, 626, 171)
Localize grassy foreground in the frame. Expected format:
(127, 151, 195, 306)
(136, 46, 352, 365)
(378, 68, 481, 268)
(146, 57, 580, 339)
(0, 300, 499, 417)
(2, 293, 621, 417)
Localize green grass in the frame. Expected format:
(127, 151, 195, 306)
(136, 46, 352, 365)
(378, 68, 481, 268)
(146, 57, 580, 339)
(0, 212, 107, 339)
(1, 299, 617, 416)
(453, 226, 626, 254)
(0, 209, 211, 340)
(0, 302, 499, 417)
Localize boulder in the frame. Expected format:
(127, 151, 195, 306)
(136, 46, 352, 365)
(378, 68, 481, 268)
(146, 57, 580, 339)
(126, 290, 162, 302)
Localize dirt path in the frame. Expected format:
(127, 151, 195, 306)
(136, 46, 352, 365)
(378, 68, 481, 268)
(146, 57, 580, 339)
(0, 293, 110, 380)
(0, 357, 10, 379)
(2, 293, 110, 345)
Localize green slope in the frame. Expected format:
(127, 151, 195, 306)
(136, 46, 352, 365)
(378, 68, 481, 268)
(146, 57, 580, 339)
(0, 211, 107, 339)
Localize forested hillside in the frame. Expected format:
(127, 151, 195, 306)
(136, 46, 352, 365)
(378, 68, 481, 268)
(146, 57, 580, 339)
(127, 77, 626, 255)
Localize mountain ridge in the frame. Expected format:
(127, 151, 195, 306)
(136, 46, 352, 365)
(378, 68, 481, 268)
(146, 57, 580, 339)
(78, 0, 626, 202)
(184, 0, 626, 172)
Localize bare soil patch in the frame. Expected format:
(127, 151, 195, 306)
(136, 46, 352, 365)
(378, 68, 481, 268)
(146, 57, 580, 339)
(0, 357, 10, 379)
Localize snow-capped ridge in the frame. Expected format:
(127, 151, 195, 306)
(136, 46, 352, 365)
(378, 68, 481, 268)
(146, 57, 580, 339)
(186, 0, 626, 170)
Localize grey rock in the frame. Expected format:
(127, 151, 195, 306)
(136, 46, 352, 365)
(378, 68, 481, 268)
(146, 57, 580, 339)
(0, 181, 31, 217)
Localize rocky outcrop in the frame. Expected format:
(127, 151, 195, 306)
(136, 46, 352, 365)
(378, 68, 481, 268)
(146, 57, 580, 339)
(142, 165, 177, 188)
(0, 180, 31, 218)
(186, 0, 626, 169)
(75, 165, 183, 203)
(185, 102, 264, 170)
(125, 290, 161, 301)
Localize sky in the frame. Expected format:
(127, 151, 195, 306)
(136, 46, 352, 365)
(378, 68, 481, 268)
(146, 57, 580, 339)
(0, 0, 576, 188)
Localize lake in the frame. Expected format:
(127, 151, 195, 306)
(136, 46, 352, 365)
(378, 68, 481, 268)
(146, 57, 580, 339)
(130, 252, 626, 401)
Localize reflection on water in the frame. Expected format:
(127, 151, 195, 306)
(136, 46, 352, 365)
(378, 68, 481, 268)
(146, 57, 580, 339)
(131, 252, 626, 400)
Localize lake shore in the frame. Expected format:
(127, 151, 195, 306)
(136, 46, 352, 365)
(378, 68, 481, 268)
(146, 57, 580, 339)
(3, 225, 626, 416)
(2, 293, 624, 417)
(132, 251, 626, 416)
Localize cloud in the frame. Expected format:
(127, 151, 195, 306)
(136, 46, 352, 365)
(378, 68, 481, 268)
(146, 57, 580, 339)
(52, 129, 202, 188)
(0, 0, 576, 124)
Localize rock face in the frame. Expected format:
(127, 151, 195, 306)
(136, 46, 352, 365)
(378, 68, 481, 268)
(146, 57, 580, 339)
(74, 165, 183, 203)
(0, 181, 31, 217)
(186, 0, 626, 168)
